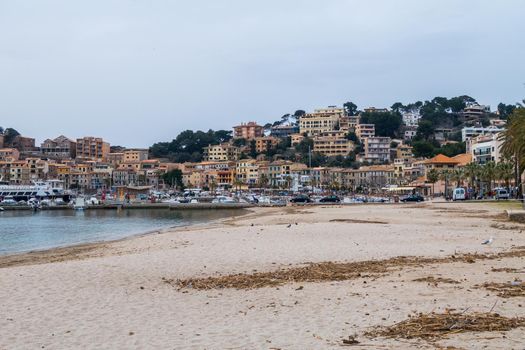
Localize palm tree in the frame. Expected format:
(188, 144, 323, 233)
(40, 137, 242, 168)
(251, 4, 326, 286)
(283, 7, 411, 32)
(463, 162, 480, 190)
(495, 161, 514, 189)
(480, 161, 496, 195)
(451, 168, 464, 188)
(426, 168, 439, 196)
(439, 169, 452, 199)
(499, 107, 525, 198)
(258, 174, 269, 189)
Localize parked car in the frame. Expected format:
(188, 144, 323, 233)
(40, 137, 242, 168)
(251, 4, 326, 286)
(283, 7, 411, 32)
(290, 195, 312, 203)
(495, 188, 510, 200)
(400, 194, 425, 202)
(319, 195, 341, 203)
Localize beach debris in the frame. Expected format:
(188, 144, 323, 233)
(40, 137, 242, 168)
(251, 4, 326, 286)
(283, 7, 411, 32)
(491, 267, 522, 273)
(170, 248, 525, 290)
(341, 335, 360, 345)
(365, 312, 525, 340)
(475, 281, 525, 298)
(412, 276, 461, 286)
(481, 237, 494, 245)
(295, 286, 304, 291)
(329, 218, 388, 224)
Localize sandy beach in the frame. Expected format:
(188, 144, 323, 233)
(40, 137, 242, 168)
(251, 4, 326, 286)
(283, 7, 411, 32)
(1, 201, 525, 349)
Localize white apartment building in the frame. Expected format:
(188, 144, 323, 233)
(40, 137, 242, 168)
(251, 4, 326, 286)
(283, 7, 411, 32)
(469, 132, 504, 164)
(402, 111, 421, 127)
(461, 126, 505, 142)
(364, 137, 391, 163)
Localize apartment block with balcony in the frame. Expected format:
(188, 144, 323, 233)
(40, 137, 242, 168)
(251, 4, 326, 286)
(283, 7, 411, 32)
(11, 135, 37, 153)
(313, 136, 354, 157)
(235, 159, 259, 185)
(470, 132, 503, 165)
(396, 144, 413, 160)
(364, 137, 391, 163)
(233, 122, 264, 140)
(254, 136, 279, 153)
(299, 108, 342, 136)
(0, 148, 20, 161)
(76, 137, 110, 161)
(355, 124, 375, 143)
(40, 135, 76, 159)
(402, 111, 421, 127)
(270, 125, 299, 138)
(461, 126, 504, 143)
(124, 149, 149, 163)
(203, 144, 240, 161)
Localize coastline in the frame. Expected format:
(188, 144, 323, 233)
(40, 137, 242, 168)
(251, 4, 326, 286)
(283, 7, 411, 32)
(0, 207, 255, 268)
(2, 202, 525, 349)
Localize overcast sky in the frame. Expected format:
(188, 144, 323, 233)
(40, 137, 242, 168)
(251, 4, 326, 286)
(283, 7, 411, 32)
(1, 1, 524, 147)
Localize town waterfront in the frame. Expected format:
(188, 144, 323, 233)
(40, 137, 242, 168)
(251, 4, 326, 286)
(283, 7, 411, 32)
(0, 208, 245, 255)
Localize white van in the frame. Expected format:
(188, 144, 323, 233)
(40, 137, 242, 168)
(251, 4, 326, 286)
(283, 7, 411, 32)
(495, 188, 509, 200)
(452, 187, 466, 201)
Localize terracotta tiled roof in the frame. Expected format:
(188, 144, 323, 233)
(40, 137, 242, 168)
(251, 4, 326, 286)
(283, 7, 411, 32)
(452, 153, 472, 166)
(424, 154, 459, 165)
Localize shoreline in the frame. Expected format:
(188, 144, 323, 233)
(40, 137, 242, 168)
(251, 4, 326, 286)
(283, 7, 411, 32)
(0, 207, 256, 267)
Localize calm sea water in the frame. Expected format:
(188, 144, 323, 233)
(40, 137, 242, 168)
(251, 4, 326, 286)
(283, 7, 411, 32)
(0, 209, 245, 255)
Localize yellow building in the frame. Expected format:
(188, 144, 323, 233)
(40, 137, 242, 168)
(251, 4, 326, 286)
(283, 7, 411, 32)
(313, 136, 354, 157)
(203, 144, 240, 161)
(355, 124, 375, 143)
(255, 136, 280, 153)
(124, 149, 149, 163)
(299, 108, 342, 136)
(396, 144, 413, 159)
(76, 137, 110, 161)
(235, 159, 259, 185)
(291, 134, 305, 146)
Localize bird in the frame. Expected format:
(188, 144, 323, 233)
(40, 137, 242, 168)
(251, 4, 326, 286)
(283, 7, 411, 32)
(287, 224, 292, 228)
(481, 237, 494, 245)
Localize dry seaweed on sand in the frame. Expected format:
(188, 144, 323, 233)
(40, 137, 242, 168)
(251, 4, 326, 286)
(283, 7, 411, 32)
(365, 312, 525, 340)
(169, 248, 525, 290)
(491, 267, 522, 273)
(475, 281, 525, 298)
(412, 276, 460, 285)
(170, 248, 525, 290)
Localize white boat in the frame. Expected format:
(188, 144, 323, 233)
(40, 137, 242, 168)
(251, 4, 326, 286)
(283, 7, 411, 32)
(0, 180, 66, 200)
(211, 196, 237, 204)
(74, 197, 86, 210)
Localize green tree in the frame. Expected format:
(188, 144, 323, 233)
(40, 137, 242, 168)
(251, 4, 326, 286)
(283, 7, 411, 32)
(162, 169, 184, 190)
(480, 161, 497, 193)
(499, 107, 525, 198)
(426, 168, 440, 195)
(412, 140, 435, 158)
(249, 139, 257, 158)
(495, 161, 514, 188)
(343, 101, 358, 116)
(3, 128, 20, 145)
(232, 138, 247, 147)
(415, 120, 435, 141)
(359, 111, 402, 137)
(463, 162, 480, 189)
